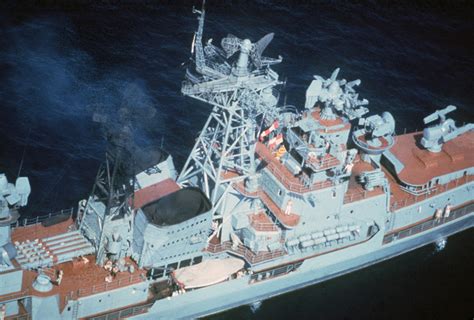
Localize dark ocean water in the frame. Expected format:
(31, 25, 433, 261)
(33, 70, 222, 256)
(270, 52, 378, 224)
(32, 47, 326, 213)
(0, 1, 473, 319)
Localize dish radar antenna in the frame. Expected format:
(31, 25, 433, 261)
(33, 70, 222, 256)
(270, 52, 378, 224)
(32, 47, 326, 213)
(179, 0, 283, 219)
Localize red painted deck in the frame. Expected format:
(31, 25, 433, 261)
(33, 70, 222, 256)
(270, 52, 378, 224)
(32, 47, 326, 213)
(310, 108, 352, 133)
(259, 191, 300, 228)
(133, 178, 180, 209)
(255, 142, 333, 193)
(390, 131, 473, 186)
(207, 241, 286, 265)
(306, 153, 341, 170)
(248, 211, 278, 232)
(11, 218, 75, 244)
(384, 165, 473, 211)
(355, 134, 391, 150)
(343, 157, 385, 203)
(10, 221, 147, 312)
(15, 254, 146, 312)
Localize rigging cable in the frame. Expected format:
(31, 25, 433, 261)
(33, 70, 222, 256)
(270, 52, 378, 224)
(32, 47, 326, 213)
(17, 128, 32, 178)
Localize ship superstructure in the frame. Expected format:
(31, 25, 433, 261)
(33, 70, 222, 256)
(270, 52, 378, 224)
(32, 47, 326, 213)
(0, 3, 473, 319)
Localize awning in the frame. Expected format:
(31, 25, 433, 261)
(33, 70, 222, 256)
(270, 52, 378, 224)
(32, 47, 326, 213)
(172, 258, 244, 289)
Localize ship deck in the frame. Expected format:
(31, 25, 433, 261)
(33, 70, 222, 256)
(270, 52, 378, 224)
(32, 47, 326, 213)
(11, 218, 75, 244)
(343, 156, 385, 204)
(259, 191, 300, 228)
(18, 254, 146, 311)
(133, 178, 181, 209)
(384, 165, 473, 211)
(310, 108, 352, 133)
(389, 131, 473, 186)
(255, 142, 333, 193)
(231, 180, 300, 228)
(248, 211, 279, 232)
(9, 220, 147, 312)
(382, 131, 474, 211)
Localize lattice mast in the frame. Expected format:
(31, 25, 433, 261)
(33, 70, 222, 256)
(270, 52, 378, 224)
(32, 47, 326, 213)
(178, 2, 283, 216)
(78, 131, 135, 265)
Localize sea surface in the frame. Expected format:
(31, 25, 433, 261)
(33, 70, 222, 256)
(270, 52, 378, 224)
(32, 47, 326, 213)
(0, 1, 473, 319)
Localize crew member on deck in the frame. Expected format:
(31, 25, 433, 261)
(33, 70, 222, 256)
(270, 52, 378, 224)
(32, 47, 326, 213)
(285, 200, 293, 216)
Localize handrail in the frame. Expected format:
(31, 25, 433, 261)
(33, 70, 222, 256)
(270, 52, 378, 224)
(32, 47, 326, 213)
(344, 175, 472, 208)
(207, 241, 285, 264)
(250, 220, 278, 232)
(390, 175, 472, 211)
(65, 273, 145, 303)
(265, 162, 333, 193)
(399, 184, 437, 196)
(11, 208, 74, 229)
(343, 190, 370, 204)
(383, 202, 473, 244)
(242, 210, 279, 232)
(5, 313, 31, 320)
(0, 289, 30, 303)
(88, 302, 154, 320)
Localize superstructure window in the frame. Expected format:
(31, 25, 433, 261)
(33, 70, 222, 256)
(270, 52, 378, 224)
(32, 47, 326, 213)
(180, 259, 191, 268)
(192, 256, 203, 264)
(168, 262, 178, 272)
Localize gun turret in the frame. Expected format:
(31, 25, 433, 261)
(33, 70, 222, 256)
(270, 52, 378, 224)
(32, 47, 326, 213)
(421, 105, 473, 152)
(423, 105, 456, 124)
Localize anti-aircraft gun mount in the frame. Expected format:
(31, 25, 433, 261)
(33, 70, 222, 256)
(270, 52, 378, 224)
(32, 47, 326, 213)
(304, 68, 369, 121)
(420, 105, 473, 153)
(352, 112, 396, 163)
(0, 174, 31, 269)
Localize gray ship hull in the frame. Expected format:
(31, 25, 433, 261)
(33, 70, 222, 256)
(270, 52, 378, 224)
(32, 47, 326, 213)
(135, 210, 473, 319)
(2, 5, 473, 319)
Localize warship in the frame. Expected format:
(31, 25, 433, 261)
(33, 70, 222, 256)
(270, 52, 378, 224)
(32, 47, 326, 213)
(1, 3, 473, 320)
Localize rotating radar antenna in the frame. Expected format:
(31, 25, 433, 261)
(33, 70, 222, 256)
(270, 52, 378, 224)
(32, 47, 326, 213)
(179, 1, 283, 218)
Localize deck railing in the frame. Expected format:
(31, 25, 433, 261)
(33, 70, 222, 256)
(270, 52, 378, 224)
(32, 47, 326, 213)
(88, 302, 154, 320)
(64, 273, 145, 304)
(383, 202, 474, 244)
(207, 241, 285, 265)
(343, 175, 472, 209)
(265, 162, 333, 193)
(343, 190, 370, 204)
(0, 289, 30, 304)
(249, 219, 278, 232)
(390, 175, 472, 211)
(240, 209, 279, 232)
(10, 208, 74, 229)
(5, 313, 31, 320)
